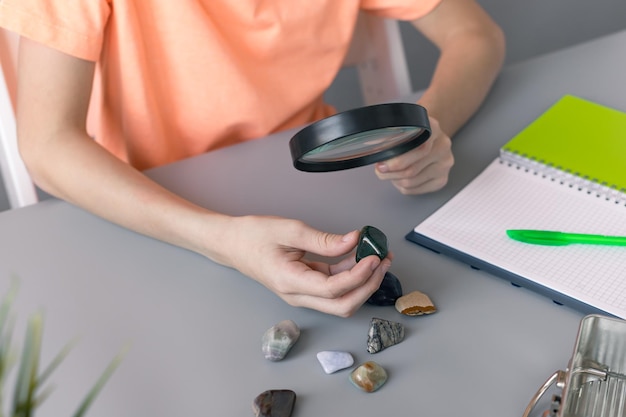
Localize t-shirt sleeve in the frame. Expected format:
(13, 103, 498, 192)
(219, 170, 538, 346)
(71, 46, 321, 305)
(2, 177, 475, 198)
(360, 0, 442, 21)
(0, 0, 111, 61)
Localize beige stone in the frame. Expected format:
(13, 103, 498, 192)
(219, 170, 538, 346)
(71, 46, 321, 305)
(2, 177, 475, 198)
(395, 290, 436, 316)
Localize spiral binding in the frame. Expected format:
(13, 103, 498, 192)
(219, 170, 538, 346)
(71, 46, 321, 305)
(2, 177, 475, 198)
(499, 150, 626, 206)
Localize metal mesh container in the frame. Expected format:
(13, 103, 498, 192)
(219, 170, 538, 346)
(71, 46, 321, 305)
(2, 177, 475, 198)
(523, 315, 626, 417)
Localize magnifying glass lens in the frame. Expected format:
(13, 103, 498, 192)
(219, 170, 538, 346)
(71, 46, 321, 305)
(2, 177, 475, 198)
(289, 103, 431, 172)
(301, 126, 423, 163)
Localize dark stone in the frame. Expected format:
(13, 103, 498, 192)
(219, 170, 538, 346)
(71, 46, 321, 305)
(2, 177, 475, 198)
(252, 389, 296, 417)
(367, 271, 403, 306)
(355, 226, 388, 262)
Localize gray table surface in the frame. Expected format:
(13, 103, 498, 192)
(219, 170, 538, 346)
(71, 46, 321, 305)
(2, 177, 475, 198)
(3, 29, 626, 417)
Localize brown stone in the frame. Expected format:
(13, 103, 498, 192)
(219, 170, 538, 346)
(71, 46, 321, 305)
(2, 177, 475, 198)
(395, 290, 436, 316)
(252, 390, 296, 417)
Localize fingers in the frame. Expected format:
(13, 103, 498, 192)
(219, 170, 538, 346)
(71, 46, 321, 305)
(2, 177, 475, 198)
(275, 254, 381, 298)
(302, 255, 388, 297)
(388, 161, 453, 194)
(223, 216, 393, 317)
(374, 117, 454, 195)
(282, 255, 391, 317)
(283, 225, 361, 259)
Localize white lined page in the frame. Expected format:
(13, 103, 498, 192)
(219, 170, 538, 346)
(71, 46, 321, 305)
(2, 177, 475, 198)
(414, 159, 626, 318)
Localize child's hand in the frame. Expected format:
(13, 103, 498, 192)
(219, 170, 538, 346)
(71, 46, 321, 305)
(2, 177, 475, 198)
(210, 216, 391, 317)
(375, 116, 454, 195)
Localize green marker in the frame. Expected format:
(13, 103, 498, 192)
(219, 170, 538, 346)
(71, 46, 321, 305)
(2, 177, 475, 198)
(506, 229, 626, 246)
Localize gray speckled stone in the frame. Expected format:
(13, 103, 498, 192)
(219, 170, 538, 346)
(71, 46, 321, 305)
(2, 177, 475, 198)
(366, 317, 404, 354)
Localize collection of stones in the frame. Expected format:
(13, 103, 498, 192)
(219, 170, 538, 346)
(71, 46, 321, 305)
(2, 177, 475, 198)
(253, 226, 437, 417)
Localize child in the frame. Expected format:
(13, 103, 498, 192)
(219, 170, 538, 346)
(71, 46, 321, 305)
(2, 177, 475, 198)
(0, 0, 504, 316)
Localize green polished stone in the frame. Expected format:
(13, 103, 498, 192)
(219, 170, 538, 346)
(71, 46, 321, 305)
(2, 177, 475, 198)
(356, 226, 388, 262)
(349, 361, 388, 393)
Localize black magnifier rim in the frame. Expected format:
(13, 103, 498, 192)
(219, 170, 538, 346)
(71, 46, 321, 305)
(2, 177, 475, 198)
(289, 102, 431, 172)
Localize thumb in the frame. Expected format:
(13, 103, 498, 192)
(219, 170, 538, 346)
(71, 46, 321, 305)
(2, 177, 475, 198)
(292, 228, 360, 258)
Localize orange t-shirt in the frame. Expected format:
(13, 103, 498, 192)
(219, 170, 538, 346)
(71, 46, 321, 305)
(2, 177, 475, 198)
(0, 0, 440, 170)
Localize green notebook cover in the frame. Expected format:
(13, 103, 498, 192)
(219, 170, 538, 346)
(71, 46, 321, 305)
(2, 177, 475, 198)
(502, 95, 626, 191)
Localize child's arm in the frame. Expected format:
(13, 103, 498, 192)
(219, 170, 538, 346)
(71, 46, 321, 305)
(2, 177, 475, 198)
(16, 37, 390, 317)
(374, 0, 506, 195)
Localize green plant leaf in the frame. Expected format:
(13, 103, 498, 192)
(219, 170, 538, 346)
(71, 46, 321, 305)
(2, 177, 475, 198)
(0, 279, 19, 417)
(36, 337, 79, 390)
(12, 313, 43, 417)
(0, 277, 19, 406)
(0, 279, 18, 375)
(17, 337, 81, 412)
(0, 315, 16, 400)
(71, 344, 130, 417)
(2, 279, 127, 417)
(0, 278, 18, 333)
(31, 384, 55, 411)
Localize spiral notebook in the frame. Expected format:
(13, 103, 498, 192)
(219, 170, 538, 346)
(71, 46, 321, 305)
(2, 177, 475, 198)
(406, 95, 626, 318)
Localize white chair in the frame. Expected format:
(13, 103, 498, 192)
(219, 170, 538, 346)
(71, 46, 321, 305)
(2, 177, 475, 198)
(344, 12, 413, 105)
(0, 56, 38, 209)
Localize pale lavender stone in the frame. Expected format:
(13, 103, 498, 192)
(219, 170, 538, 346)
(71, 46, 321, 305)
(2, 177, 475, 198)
(316, 351, 354, 374)
(261, 319, 301, 361)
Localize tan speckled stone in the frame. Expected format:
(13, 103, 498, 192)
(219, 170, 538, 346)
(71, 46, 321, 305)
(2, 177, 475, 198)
(395, 290, 436, 316)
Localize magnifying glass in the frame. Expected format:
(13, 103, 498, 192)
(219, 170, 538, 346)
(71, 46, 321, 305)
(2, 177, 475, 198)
(289, 103, 431, 172)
